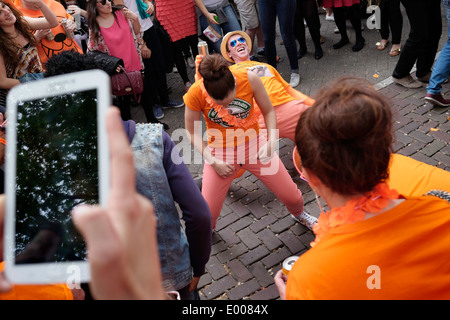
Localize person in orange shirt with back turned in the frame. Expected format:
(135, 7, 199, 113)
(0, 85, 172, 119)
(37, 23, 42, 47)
(274, 76, 450, 300)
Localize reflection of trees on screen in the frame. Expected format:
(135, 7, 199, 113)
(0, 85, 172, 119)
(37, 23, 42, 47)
(15, 90, 98, 261)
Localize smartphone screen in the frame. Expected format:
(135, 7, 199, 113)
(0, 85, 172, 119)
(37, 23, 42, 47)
(13, 89, 99, 265)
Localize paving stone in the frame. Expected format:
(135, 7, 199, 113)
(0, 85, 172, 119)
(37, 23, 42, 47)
(278, 230, 307, 254)
(410, 152, 439, 167)
(227, 259, 253, 282)
(217, 243, 248, 263)
(421, 140, 446, 157)
(261, 246, 292, 269)
(237, 178, 258, 192)
(216, 211, 241, 231)
(201, 275, 237, 300)
(398, 121, 421, 134)
(237, 227, 262, 250)
(206, 256, 229, 280)
(248, 262, 275, 288)
(257, 228, 283, 251)
(229, 215, 254, 232)
(240, 246, 271, 266)
(250, 284, 280, 300)
(217, 228, 240, 245)
(432, 152, 450, 167)
(247, 200, 269, 219)
(227, 279, 261, 300)
(250, 214, 278, 233)
(229, 202, 251, 219)
(270, 215, 296, 234)
(408, 131, 434, 144)
(397, 141, 426, 156)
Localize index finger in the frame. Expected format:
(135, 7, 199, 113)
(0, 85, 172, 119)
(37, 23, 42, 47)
(105, 107, 136, 197)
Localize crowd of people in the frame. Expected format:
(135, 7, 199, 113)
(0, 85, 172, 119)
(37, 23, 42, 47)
(0, 0, 450, 301)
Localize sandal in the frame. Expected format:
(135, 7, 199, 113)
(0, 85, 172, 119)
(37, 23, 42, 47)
(376, 40, 389, 51)
(389, 45, 401, 57)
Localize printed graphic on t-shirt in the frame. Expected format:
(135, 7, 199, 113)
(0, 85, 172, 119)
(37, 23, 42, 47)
(247, 65, 274, 78)
(208, 98, 251, 127)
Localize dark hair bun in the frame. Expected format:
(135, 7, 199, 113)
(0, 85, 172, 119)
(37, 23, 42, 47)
(198, 54, 235, 100)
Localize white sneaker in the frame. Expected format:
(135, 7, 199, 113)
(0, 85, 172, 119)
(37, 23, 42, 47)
(291, 212, 318, 231)
(325, 13, 334, 21)
(289, 72, 300, 87)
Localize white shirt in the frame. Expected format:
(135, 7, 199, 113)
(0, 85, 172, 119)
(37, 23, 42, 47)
(123, 0, 153, 33)
(202, 0, 223, 7)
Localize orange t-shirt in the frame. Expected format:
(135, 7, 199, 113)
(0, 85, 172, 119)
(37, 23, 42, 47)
(286, 196, 450, 299)
(0, 262, 74, 300)
(13, 0, 82, 66)
(230, 61, 295, 107)
(387, 153, 450, 196)
(184, 69, 259, 149)
(230, 61, 315, 107)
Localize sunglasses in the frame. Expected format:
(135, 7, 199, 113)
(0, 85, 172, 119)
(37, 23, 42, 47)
(96, 0, 111, 5)
(229, 36, 246, 48)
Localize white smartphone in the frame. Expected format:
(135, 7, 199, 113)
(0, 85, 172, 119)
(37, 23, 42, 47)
(4, 70, 111, 285)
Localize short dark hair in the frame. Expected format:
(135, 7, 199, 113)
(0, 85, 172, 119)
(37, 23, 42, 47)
(44, 51, 98, 77)
(295, 77, 394, 196)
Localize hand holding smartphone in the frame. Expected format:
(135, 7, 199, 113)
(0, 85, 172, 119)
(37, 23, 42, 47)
(4, 70, 111, 285)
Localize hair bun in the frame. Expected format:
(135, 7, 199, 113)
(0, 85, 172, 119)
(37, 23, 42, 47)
(198, 54, 235, 100)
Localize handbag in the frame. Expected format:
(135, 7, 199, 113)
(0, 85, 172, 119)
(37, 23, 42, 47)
(111, 66, 144, 103)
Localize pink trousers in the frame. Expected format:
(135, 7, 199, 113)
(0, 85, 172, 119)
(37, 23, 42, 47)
(202, 134, 304, 229)
(258, 99, 311, 141)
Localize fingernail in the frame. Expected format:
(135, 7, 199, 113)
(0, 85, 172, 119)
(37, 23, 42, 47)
(71, 204, 91, 217)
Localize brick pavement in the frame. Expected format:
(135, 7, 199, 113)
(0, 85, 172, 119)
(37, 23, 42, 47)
(130, 4, 450, 300)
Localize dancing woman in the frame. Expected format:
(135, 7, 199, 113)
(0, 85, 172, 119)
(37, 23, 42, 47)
(184, 54, 315, 230)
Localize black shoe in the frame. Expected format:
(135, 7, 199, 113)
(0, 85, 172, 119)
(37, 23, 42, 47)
(314, 48, 323, 60)
(352, 39, 365, 52)
(333, 38, 349, 49)
(297, 48, 307, 59)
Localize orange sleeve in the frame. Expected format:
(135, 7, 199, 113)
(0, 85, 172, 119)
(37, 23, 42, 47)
(0, 262, 74, 300)
(387, 153, 450, 196)
(183, 83, 204, 112)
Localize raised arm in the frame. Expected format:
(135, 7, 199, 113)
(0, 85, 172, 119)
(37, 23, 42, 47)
(22, 0, 59, 30)
(194, 0, 219, 25)
(122, 8, 141, 36)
